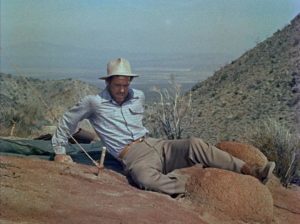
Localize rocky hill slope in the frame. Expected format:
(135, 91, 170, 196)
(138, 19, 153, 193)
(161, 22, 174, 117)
(187, 14, 300, 142)
(0, 73, 99, 136)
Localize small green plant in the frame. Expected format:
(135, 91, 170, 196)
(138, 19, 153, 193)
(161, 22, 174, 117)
(246, 118, 300, 186)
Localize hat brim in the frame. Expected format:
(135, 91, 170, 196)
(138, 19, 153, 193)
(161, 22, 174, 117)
(99, 74, 139, 80)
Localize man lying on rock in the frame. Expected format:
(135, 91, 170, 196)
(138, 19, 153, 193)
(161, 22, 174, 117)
(52, 58, 275, 196)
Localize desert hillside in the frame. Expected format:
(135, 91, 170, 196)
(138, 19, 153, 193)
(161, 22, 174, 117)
(0, 74, 99, 136)
(186, 14, 300, 143)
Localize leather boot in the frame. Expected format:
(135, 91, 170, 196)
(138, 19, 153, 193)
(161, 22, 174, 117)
(241, 162, 276, 184)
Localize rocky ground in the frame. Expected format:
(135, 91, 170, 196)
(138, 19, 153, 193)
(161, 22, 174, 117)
(0, 154, 299, 224)
(0, 156, 204, 224)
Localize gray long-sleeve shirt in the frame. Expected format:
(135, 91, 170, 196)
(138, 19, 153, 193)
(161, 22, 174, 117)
(51, 88, 148, 159)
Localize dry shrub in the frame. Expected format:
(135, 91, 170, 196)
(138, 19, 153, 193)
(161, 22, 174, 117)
(144, 76, 194, 139)
(245, 118, 300, 186)
(0, 103, 48, 137)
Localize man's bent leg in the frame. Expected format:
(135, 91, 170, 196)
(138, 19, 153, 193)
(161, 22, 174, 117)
(163, 137, 245, 173)
(128, 163, 186, 195)
(123, 139, 186, 195)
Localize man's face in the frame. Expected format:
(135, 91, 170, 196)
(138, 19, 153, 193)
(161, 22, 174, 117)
(107, 76, 131, 105)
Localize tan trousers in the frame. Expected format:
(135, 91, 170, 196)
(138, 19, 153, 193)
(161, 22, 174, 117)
(121, 137, 245, 195)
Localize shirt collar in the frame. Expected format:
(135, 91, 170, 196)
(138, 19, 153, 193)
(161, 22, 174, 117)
(100, 87, 138, 104)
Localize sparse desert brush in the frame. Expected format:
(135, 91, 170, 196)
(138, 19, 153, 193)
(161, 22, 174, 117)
(0, 103, 48, 137)
(245, 118, 300, 186)
(144, 75, 194, 139)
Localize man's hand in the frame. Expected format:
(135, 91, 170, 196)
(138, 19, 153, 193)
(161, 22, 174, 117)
(54, 154, 74, 163)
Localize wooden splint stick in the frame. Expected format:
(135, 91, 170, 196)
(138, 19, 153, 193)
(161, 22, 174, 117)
(98, 147, 107, 176)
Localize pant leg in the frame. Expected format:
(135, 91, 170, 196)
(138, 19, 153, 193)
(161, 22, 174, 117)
(122, 138, 186, 195)
(163, 137, 245, 173)
(128, 162, 186, 195)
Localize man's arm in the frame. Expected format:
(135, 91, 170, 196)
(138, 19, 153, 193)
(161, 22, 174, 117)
(52, 96, 94, 162)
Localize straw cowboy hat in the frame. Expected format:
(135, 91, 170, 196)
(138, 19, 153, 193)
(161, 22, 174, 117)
(99, 58, 139, 80)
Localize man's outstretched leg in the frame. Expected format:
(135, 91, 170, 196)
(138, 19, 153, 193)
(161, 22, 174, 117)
(163, 137, 275, 184)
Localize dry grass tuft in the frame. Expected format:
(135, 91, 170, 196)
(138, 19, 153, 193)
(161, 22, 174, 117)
(245, 118, 300, 186)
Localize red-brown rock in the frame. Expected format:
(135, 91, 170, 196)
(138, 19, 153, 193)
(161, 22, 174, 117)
(216, 141, 268, 167)
(178, 165, 274, 224)
(1, 156, 299, 224)
(266, 176, 300, 224)
(0, 156, 205, 224)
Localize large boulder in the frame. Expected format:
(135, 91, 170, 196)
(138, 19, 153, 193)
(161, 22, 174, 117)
(266, 176, 300, 224)
(178, 166, 274, 224)
(0, 156, 205, 224)
(2, 155, 299, 224)
(216, 141, 268, 167)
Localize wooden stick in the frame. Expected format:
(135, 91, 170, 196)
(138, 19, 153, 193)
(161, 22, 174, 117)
(98, 147, 107, 176)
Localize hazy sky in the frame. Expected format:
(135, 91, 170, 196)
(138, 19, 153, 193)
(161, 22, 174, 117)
(1, 0, 300, 56)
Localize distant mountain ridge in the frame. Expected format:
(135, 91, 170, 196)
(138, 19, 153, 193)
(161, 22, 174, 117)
(1, 41, 233, 82)
(187, 14, 300, 142)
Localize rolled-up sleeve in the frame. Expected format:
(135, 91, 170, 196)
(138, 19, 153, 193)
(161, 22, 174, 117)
(51, 96, 94, 154)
